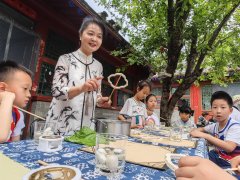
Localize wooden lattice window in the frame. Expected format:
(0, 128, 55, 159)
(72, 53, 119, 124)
(101, 83, 112, 98)
(44, 31, 77, 60)
(152, 88, 162, 96)
(171, 87, 190, 95)
(117, 90, 132, 107)
(37, 62, 55, 96)
(202, 85, 213, 110)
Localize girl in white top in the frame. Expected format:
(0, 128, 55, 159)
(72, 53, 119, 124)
(118, 80, 151, 128)
(46, 16, 110, 136)
(145, 94, 160, 126)
(171, 105, 196, 129)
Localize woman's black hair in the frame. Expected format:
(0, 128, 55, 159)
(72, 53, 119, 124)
(79, 16, 106, 39)
(137, 80, 152, 91)
(146, 94, 157, 103)
(179, 105, 194, 116)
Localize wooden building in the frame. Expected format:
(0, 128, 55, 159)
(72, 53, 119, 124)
(0, 0, 149, 137)
(151, 80, 240, 122)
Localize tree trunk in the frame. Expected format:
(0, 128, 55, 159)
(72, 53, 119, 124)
(160, 75, 199, 126)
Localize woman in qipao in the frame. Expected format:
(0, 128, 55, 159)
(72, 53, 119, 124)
(46, 16, 110, 136)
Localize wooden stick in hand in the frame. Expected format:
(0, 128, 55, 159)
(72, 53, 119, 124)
(109, 75, 122, 99)
(13, 105, 46, 121)
(224, 165, 240, 171)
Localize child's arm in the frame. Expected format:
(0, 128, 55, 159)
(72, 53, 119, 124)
(0, 91, 15, 143)
(175, 156, 236, 180)
(11, 136, 20, 142)
(118, 114, 126, 121)
(190, 127, 205, 133)
(11, 110, 25, 142)
(191, 128, 237, 152)
(118, 99, 131, 121)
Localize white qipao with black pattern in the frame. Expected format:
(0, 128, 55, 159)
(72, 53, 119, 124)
(46, 49, 103, 136)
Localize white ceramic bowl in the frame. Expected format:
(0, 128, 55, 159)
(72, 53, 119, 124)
(37, 135, 64, 152)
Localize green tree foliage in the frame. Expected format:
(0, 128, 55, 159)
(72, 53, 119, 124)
(96, 0, 240, 125)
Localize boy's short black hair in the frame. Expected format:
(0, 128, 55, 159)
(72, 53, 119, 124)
(210, 91, 233, 107)
(179, 105, 194, 116)
(0, 60, 33, 82)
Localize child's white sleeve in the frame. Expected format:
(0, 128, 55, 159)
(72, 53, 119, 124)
(119, 99, 132, 116)
(191, 119, 197, 128)
(11, 111, 25, 137)
(225, 124, 240, 145)
(204, 123, 215, 134)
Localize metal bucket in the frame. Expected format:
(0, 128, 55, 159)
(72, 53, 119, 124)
(95, 119, 131, 136)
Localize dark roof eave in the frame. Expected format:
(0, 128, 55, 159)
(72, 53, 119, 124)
(72, 0, 128, 44)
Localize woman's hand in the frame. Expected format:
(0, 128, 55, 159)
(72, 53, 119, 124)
(175, 156, 235, 180)
(97, 96, 111, 107)
(68, 76, 103, 99)
(80, 76, 103, 93)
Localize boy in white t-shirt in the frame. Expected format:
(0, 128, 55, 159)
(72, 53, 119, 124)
(0, 61, 32, 143)
(191, 91, 240, 168)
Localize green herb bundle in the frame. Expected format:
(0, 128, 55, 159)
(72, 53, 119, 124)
(64, 127, 96, 146)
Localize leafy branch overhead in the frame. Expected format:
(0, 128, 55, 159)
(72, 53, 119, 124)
(96, 0, 240, 123)
(97, 0, 240, 82)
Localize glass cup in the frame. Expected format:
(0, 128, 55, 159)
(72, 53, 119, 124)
(160, 122, 166, 127)
(34, 121, 55, 144)
(95, 133, 128, 179)
(169, 127, 182, 142)
(34, 121, 45, 144)
(144, 124, 154, 131)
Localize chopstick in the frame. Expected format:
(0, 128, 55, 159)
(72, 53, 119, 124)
(224, 166, 240, 171)
(139, 161, 164, 164)
(109, 75, 122, 99)
(13, 105, 46, 121)
(37, 160, 49, 166)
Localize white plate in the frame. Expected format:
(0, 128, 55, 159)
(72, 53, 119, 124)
(22, 165, 81, 180)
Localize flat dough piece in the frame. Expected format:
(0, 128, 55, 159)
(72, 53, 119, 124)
(0, 153, 30, 180)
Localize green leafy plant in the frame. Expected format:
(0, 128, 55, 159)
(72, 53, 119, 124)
(65, 127, 97, 146)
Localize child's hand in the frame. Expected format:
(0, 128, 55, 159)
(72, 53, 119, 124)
(137, 125, 144, 129)
(0, 91, 15, 103)
(175, 156, 236, 180)
(131, 125, 143, 129)
(190, 129, 204, 138)
(230, 156, 240, 174)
